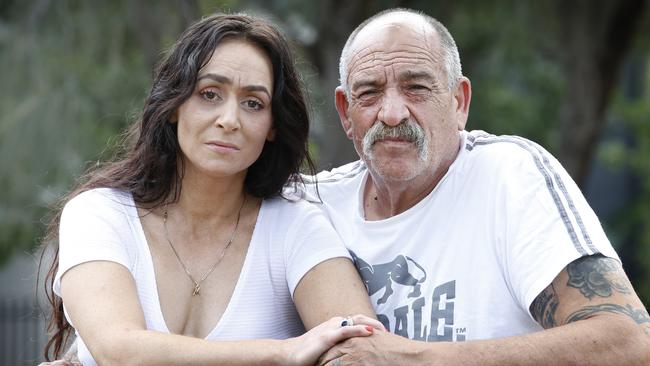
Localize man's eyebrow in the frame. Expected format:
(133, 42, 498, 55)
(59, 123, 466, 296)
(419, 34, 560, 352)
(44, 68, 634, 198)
(196, 73, 271, 98)
(351, 78, 382, 91)
(399, 70, 436, 82)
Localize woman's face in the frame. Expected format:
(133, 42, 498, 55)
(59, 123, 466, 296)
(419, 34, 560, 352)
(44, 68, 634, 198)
(174, 38, 275, 180)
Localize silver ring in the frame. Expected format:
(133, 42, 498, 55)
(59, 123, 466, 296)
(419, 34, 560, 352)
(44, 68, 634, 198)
(340, 316, 354, 327)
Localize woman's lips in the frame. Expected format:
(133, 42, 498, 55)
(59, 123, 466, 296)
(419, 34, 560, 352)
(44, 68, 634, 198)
(205, 140, 240, 153)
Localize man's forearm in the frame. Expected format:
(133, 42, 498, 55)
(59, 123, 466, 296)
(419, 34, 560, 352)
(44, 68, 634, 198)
(417, 316, 649, 366)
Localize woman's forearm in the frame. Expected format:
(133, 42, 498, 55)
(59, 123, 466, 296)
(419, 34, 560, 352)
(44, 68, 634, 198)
(92, 329, 286, 366)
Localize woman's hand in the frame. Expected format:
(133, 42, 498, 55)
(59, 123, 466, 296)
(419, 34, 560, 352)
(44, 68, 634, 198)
(282, 314, 385, 366)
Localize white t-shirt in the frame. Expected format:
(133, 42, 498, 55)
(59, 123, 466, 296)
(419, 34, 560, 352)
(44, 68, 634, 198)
(299, 130, 618, 342)
(54, 188, 351, 366)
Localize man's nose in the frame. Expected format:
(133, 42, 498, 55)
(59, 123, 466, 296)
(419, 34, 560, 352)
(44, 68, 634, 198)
(215, 98, 240, 131)
(377, 90, 409, 126)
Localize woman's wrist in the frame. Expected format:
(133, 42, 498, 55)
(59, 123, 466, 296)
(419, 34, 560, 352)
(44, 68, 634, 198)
(276, 337, 301, 366)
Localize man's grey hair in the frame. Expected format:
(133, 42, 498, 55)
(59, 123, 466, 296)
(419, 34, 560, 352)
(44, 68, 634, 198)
(339, 8, 462, 99)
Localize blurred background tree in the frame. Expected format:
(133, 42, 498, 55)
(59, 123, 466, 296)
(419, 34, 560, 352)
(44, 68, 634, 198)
(1, 0, 648, 308)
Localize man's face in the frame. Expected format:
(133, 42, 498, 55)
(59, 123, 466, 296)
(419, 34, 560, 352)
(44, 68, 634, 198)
(337, 16, 467, 183)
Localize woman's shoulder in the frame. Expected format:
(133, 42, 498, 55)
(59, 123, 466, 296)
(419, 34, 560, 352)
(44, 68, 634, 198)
(69, 187, 130, 203)
(63, 187, 134, 218)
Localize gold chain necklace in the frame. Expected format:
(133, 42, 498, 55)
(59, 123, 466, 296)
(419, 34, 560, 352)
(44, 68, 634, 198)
(162, 195, 246, 296)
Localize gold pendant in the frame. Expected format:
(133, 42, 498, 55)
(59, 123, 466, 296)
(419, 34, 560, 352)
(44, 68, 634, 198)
(192, 283, 201, 296)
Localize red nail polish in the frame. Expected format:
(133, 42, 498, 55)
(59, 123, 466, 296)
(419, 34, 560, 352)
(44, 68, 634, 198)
(365, 326, 374, 332)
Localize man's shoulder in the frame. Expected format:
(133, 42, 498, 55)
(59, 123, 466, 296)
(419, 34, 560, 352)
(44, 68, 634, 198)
(462, 130, 553, 168)
(460, 130, 571, 192)
(465, 130, 533, 153)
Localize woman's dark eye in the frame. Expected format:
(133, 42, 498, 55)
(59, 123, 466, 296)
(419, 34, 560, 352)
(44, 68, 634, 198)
(201, 91, 217, 100)
(199, 89, 221, 101)
(244, 99, 263, 110)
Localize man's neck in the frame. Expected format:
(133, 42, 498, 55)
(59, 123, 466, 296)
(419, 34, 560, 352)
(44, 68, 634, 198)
(362, 138, 461, 221)
(362, 168, 444, 220)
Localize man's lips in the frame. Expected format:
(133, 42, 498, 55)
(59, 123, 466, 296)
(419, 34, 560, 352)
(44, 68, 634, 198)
(374, 137, 414, 144)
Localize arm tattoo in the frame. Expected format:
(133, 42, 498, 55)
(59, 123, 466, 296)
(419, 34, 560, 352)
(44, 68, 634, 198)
(566, 303, 650, 325)
(567, 254, 631, 299)
(530, 283, 559, 328)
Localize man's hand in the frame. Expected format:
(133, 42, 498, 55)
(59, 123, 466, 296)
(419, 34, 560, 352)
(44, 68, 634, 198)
(318, 330, 425, 366)
(282, 314, 381, 366)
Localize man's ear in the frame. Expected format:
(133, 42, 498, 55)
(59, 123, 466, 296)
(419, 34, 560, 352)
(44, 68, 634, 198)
(335, 87, 353, 139)
(453, 77, 472, 131)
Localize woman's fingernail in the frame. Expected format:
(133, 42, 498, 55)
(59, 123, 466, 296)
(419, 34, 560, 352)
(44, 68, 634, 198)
(365, 325, 374, 332)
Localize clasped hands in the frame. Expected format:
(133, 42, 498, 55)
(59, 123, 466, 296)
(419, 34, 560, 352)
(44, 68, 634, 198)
(294, 314, 413, 366)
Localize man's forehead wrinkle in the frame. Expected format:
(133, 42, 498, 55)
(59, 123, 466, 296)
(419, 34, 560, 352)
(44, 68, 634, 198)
(351, 56, 435, 76)
(347, 42, 376, 84)
(351, 32, 436, 55)
(399, 69, 436, 82)
(345, 18, 443, 90)
(349, 48, 437, 84)
(350, 46, 436, 70)
(350, 58, 439, 93)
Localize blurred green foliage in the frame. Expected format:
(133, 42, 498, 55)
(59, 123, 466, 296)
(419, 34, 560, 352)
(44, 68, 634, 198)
(0, 0, 648, 306)
(0, 1, 186, 263)
(607, 66, 650, 300)
(448, 1, 564, 147)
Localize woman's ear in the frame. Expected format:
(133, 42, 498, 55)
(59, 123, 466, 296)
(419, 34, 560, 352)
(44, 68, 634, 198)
(169, 110, 179, 124)
(266, 128, 276, 142)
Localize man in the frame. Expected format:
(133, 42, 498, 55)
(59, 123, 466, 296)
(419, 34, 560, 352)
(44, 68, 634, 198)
(306, 7, 650, 366)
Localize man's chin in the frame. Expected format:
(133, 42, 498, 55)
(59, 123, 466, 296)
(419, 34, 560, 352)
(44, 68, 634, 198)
(365, 155, 423, 182)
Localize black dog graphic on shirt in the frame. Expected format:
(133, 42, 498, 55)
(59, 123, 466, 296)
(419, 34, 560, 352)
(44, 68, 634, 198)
(350, 251, 427, 305)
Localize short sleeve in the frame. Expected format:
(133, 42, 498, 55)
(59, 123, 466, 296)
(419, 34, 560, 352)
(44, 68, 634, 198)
(502, 143, 619, 316)
(53, 189, 135, 296)
(283, 202, 351, 297)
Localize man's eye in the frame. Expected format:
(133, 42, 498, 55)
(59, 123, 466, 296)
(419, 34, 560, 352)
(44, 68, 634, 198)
(408, 84, 430, 92)
(358, 90, 378, 99)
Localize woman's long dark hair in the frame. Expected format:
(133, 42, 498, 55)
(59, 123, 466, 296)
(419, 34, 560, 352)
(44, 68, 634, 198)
(40, 12, 315, 360)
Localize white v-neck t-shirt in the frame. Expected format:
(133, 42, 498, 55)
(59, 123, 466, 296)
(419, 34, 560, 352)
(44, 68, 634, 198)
(54, 188, 350, 365)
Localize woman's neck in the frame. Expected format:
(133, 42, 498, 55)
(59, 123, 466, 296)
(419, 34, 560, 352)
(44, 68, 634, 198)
(173, 166, 248, 224)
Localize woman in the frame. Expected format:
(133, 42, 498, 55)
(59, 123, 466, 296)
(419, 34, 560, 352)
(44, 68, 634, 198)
(41, 12, 380, 365)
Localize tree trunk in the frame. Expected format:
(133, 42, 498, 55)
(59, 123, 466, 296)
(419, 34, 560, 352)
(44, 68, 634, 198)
(305, 0, 375, 169)
(556, 0, 645, 186)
